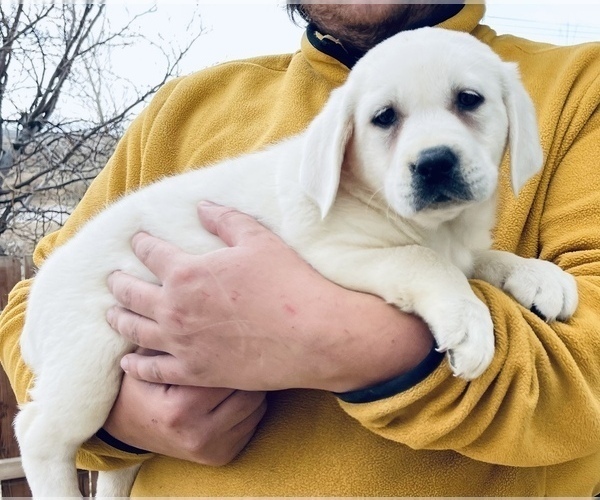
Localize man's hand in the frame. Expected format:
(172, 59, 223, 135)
(103, 355, 267, 465)
(107, 202, 434, 393)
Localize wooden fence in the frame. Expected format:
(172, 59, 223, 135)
(0, 255, 96, 496)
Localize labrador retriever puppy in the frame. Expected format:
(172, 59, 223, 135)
(15, 27, 577, 497)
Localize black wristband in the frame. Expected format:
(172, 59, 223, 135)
(96, 428, 150, 455)
(335, 346, 445, 404)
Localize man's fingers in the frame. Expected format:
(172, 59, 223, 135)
(167, 385, 236, 414)
(226, 392, 268, 433)
(108, 270, 161, 320)
(208, 391, 268, 465)
(131, 232, 186, 281)
(213, 390, 266, 419)
(197, 201, 273, 248)
(107, 306, 164, 351)
(121, 352, 190, 385)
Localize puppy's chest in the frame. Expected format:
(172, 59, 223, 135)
(425, 232, 477, 277)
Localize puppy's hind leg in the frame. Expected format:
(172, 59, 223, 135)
(15, 401, 86, 497)
(96, 464, 141, 499)
(15, 357, 124, 498)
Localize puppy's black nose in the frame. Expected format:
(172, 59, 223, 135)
(411, 146, 459, 184)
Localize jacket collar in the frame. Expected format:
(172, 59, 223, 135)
(305, 3, 486, 69)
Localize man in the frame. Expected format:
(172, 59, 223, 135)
(2, 2, 600, 495)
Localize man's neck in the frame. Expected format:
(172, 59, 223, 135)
(308, 4, 465, 68)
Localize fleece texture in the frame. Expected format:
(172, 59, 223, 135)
(1, 3, 600, 496)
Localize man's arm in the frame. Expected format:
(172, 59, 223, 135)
(107, 202, 436, 393)
(103, 202, 440, 455)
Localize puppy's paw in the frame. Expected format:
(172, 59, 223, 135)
(503, 259, 578, 322)
(426, 296, 495, 380)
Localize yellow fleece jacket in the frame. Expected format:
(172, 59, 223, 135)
(2, 4, 600, 496)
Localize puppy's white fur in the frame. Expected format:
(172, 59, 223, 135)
(15, 28, 578, 497)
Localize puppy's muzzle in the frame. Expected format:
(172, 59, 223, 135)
(410, 146, 473, 212)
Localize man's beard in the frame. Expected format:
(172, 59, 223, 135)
(300, 4, 464, 54)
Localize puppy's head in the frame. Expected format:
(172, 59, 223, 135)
(300, 27, 543, 224)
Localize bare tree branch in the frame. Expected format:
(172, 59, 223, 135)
(0, 4, 204, 255)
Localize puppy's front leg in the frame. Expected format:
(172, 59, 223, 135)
(473, 249, 578, 322)
(307, 244, 495, 379)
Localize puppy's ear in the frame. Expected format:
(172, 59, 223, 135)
(503, 62, 544, 195)
(299, 86, 354, 219)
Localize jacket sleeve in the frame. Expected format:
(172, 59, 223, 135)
(336, 69, 600, 468)
(0, 78, 183, 471)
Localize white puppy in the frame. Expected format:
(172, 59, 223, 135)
(15, 27, 577, 497)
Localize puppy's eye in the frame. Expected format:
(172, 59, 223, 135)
(457, 90, 484, 111)
(371, 107, 398, 128)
